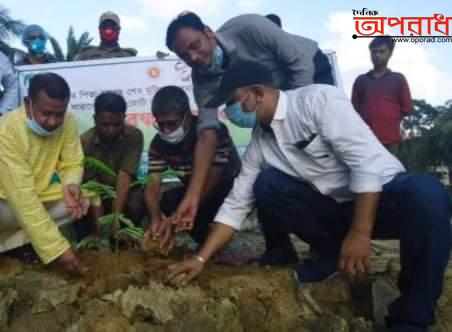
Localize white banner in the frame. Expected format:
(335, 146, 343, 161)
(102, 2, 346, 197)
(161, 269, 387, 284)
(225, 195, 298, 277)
(16, 56, 254, 149)
(16, 51, 341, 149)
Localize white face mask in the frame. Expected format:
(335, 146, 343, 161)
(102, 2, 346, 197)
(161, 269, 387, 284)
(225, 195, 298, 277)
(26, 102, 61, 137)
(158, 115, 189, 144)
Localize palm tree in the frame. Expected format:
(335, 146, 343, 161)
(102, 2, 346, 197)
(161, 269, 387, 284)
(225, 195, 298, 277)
(0, 5, 25, 59)
(49, 26, 93, 61)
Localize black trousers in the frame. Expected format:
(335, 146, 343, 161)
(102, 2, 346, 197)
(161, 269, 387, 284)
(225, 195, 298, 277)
(160, 177, 235, 245)
(254, 167, 451, 327)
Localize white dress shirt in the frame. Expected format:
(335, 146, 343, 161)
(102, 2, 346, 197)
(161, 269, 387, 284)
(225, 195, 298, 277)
(215, 84, 405, 230)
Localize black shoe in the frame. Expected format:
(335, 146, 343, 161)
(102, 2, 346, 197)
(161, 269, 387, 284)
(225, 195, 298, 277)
(254, 246, 299, 266)
(4, 244, 39, 264)
(294, 254, 338, 284)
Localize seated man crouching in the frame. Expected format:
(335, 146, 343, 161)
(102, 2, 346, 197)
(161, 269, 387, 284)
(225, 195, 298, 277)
(143, 86, 241, 254)
(0, 73, 88, 272)
(79, 92, 145, 238)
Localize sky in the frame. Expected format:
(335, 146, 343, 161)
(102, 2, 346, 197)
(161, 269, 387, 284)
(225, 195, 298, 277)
(3, 0, 452, 106)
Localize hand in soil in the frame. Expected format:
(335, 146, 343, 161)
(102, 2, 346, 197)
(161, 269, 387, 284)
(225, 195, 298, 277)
(339, 229, 371, 282)
(164, 272, 187, 287)
(143, 218, 175, 255)
(141, 233, 160, 252)
(167, 256, 205, 285)
(159, 218, 175, 255)
(55, 247, 81, 273)
(148, 217, 163, 240)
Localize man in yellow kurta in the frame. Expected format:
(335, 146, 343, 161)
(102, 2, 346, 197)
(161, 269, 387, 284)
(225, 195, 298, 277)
(0, 73, 88, 272)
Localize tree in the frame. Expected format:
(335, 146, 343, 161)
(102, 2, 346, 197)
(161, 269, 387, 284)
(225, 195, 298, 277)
(433, 103, 452, 167)
(0, 5, 25, 59)
(49, 26, 93, 61)
(400, 100, 452, 181)
(402, 99, 442, 138)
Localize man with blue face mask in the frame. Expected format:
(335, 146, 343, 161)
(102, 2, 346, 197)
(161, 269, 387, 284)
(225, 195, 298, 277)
(0, 73, 88, 273)
(167, 62, 451, 332)
(164, 12, 334, 249)
(166, 12, 334, 129)
(15, 24, 56, 66)
(143, 86, 241, 255)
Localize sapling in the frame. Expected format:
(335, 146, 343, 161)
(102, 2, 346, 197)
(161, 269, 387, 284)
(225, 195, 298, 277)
(75, 236, 107, 251)
(84, 156, 117, 178)
(76, 157, 150, 252)
(98, 212, 144, 252)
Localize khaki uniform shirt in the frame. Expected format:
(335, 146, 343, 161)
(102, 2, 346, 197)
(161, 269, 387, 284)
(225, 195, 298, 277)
(75, 45, 137, 61)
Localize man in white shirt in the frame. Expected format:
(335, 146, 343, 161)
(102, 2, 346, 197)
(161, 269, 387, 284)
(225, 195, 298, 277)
(0, 52, 18, 115)
(167, 62, 451, 332)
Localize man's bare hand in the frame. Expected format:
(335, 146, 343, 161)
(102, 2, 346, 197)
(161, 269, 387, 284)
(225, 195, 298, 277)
(63, 184, 88, 219)
(159, 218, 175, 255)
(339, 229, 371, 281)
(55, 247, 81, 273)
(172, 196, 199, 232)
(144, 217, 175, 255)
(167, 256, 205, 285)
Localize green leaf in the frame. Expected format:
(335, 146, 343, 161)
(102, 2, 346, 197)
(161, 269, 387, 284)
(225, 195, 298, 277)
(97, 213, 117, 227)
(131, 177, 148, 188)
(127, 226, 144, 237)
(162, 167, 185, 180)
(81, 180, 117, 200)
(49, 36, 65, 62)
(131, 174, 162, 188)
(65, 26, 93, 61)
(76, 237, 102, 250)
(117, 227, 144, 240)
(84, 156, 117, 178)
(118, 214, 134, 228)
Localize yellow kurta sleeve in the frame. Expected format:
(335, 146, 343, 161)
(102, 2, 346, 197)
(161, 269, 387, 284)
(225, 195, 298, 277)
(57, 113, 84, 186)
(0, 124, 70, 264)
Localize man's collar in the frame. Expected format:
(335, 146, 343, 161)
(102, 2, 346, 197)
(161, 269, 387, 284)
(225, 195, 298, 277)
(215, 32, 236, 55)
(272, 90, 288, 122)
(94, 130, 124, 146)
(367, 68, 392, 79)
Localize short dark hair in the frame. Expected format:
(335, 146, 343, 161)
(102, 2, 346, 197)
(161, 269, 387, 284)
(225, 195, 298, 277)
(166, 12, 206, 50)
(94, 92, 127, 115)
(28, 73, 70, 101)
(369, 36, 395, 51)
(265, 14, 281, 27)
(205, 61, 274, 108)
(152, 86, 190, 117)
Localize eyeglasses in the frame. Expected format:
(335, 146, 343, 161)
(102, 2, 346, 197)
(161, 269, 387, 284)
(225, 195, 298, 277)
(153, 114, 187, 131)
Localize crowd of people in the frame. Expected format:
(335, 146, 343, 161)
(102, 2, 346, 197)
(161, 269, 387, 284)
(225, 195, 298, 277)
(0, 10, 450, 332)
